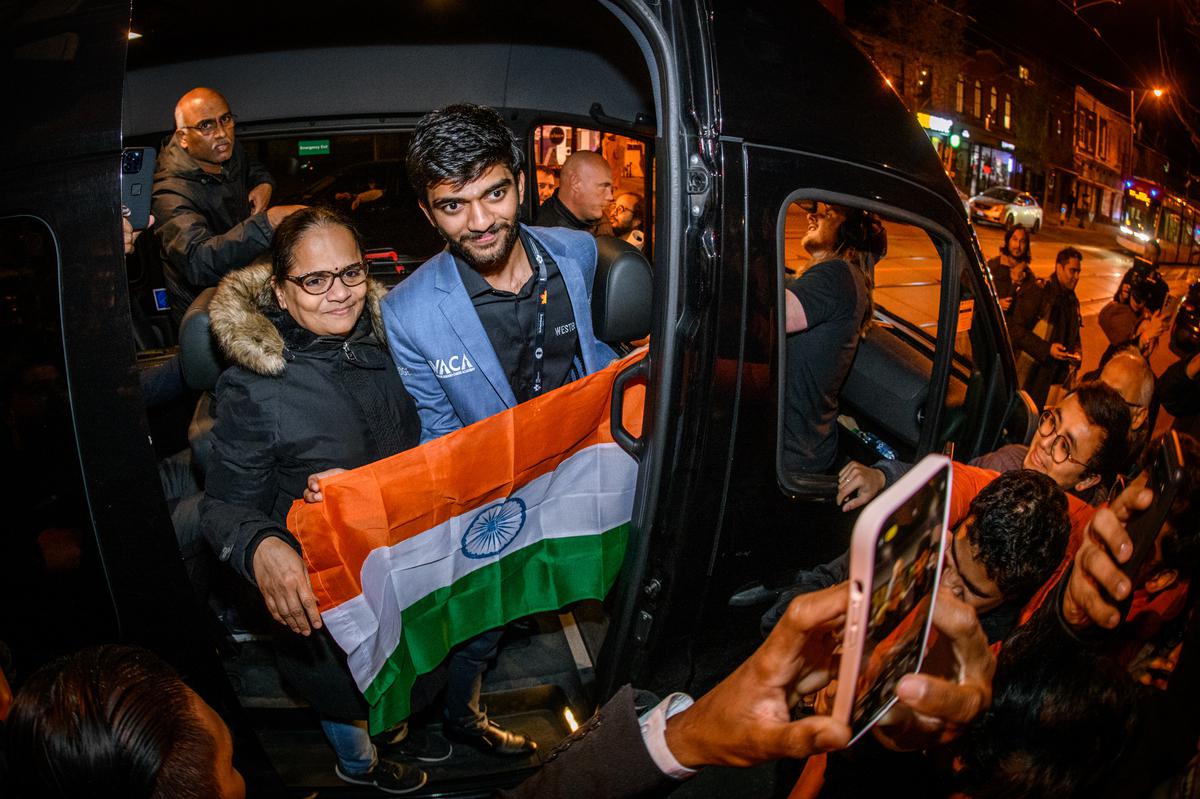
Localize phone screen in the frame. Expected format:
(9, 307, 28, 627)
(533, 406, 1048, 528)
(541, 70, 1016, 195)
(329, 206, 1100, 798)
(847, 466, 949, 737)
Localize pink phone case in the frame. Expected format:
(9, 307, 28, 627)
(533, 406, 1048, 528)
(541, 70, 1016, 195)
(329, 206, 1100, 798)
(830, 455, 952, 741)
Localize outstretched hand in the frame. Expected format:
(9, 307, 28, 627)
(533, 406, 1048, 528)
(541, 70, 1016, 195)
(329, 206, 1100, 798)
(873, 586, 995, 750)
(837, 461, 886, 512)
(1061, 475, 1154, 629)
(664, 584, 852, 768)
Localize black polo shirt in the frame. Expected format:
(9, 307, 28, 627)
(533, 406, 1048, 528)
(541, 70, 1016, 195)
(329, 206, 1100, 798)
(455, 231, 581, 402)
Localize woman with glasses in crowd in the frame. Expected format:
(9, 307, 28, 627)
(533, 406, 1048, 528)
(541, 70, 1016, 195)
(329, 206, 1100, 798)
(199, 207, 432, 794)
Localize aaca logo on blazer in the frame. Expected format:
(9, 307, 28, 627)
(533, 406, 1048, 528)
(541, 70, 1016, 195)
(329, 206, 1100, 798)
(429, 353, 476, 378)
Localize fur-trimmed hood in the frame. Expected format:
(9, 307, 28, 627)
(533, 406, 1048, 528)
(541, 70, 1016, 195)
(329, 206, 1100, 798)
(209, 257, 389, 376)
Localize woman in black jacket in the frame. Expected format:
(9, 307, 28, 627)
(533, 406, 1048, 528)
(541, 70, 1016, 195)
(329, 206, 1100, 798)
(200, 207, 428, 793)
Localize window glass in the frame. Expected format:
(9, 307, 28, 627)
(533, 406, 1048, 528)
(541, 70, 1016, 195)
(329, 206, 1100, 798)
(531, 124, 653, 254)
(242, 132, 445, 277)
(0, 216, 119, 667)
(779, 200, 965, 488)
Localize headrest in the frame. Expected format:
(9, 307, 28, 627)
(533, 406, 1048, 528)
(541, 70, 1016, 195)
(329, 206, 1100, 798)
(178, 288, 223, 391)
(591, 236, 652, 344)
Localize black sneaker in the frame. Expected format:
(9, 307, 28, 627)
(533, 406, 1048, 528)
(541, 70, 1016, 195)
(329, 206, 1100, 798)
(335, 759, 428, 794)
(376, 728, 453, 763)
(444, 719, 537, 756)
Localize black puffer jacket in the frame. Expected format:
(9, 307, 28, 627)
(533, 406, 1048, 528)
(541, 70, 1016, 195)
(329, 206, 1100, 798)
(152, 139, 276, 324)
(200, 261, 419, 583)
(199, 261, 421, 718)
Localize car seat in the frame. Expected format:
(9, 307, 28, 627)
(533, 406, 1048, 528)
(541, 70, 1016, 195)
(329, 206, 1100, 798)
(177, 288, 223, 477)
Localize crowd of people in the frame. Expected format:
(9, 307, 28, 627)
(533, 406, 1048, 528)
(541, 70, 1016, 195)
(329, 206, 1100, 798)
(1, 85, 1198, 798)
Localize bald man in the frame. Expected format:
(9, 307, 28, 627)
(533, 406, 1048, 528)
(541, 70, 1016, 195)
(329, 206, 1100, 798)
(152, 87, 304, 325)
(535, 151, 615, 237)
(1097, 348, 1157, 467)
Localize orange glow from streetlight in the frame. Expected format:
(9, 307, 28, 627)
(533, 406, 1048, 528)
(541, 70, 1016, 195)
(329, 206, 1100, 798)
(1152, 88, 1164, 97)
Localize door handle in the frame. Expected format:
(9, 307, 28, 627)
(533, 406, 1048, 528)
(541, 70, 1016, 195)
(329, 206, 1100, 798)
(611, 356, 648, 459)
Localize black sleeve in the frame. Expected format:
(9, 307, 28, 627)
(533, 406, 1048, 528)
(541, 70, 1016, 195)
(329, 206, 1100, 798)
(1007, 282, 1052, 361)
(1158, 357, 1200, 418)
(199, 369, 299, 584)
(499, 685, 678, 799)
(152, 189, 274, 287)
(787, 262, 858, 329)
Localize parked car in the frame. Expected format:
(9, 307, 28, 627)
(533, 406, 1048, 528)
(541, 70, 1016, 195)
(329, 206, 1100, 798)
(4, 0, 1034, 794)
(969, 186, 1043, 232)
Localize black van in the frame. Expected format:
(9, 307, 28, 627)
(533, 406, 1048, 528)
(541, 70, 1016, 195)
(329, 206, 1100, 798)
(2, 0, 1035, 794)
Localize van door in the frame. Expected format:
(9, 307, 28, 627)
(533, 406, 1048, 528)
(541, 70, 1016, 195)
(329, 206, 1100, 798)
(3, 2, 283, 788)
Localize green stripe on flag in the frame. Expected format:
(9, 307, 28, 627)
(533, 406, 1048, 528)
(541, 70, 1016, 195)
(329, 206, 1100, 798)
(364, 525, 630, 733)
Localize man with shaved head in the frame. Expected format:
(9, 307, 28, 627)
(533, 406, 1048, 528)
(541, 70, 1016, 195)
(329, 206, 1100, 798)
(535, 150, 615, 237)
(1098, 348, 1157, 466)
(152, 87, 304, 325)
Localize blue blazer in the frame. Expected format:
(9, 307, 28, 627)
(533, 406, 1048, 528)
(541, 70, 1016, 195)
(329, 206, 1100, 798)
(382, 224, 618, 443)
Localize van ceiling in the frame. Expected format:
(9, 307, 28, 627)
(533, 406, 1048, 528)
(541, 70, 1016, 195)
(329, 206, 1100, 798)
(124, 0, 654, 136)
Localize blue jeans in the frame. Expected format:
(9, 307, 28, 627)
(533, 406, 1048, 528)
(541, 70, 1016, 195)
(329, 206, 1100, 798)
(444, 628, 504, 731)
(320, 718, 376, 774)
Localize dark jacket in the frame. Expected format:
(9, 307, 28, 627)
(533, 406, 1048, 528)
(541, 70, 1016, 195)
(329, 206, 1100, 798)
(1008, 274, 1082, 409)
(199, 261, 420, 718)
(1158, 356, 1200, 440)
(151, 139, 276, 324)
(201, 261, 418, 581)
(501, 685, 675, 798)
(534, 190, 615, 237)
(985, 255, 1031, 299)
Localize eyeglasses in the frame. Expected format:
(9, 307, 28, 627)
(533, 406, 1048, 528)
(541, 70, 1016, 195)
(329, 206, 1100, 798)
(181, 112, 237, 136)
(283, 263, 368, 295)
(1036, 410, 1091, 469)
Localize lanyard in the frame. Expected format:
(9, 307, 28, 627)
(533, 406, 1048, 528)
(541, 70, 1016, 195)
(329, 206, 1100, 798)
(527, 238, 551, 396)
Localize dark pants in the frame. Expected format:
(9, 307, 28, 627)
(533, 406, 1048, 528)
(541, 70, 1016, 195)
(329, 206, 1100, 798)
(444, 627, 504, 730)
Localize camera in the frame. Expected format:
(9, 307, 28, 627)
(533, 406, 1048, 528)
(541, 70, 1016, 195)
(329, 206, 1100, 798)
(121, 148, 144, 174)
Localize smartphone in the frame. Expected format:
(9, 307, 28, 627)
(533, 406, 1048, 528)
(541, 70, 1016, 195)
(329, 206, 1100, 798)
(1120, 431, 1188, 587)
(121, 146, 156, 231)
(831, 454, 951, 743)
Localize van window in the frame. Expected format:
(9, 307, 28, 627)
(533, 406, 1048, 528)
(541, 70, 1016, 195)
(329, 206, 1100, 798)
(777, 199, 970, 494)
(532, 124, 653, 254)
(240, 132, 444, 279)
(0, 216, 120, 664)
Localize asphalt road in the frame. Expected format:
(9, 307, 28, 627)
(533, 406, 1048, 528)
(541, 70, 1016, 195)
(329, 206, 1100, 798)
(784, 204, 1200, 435)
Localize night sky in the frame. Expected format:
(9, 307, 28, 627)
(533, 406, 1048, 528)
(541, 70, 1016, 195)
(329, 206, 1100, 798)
(853, 0, 1200, 165)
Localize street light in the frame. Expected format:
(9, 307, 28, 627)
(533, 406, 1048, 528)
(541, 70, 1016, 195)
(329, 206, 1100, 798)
(1129, 86, 1165, 172)
(1130, 86, 1165, 142)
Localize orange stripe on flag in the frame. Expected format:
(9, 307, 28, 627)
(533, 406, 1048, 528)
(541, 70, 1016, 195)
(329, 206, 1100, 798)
(288, 350, 647, 611)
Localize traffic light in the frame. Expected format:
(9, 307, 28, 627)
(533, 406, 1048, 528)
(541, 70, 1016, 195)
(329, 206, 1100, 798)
(949, 133, 961, 148)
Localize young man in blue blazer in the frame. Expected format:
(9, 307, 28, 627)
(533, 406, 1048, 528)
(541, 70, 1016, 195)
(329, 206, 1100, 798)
(380, 104, 617, 757)
(383, 103, 617, 445)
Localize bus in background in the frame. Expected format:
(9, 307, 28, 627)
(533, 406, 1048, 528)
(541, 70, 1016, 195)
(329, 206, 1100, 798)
(1117, 176, 1200, 264)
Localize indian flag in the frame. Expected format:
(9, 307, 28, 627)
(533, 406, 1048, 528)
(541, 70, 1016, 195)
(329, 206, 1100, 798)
(287, 351, 645, 733)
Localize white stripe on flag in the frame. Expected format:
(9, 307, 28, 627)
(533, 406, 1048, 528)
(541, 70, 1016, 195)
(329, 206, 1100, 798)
(321, 442, 637, 692)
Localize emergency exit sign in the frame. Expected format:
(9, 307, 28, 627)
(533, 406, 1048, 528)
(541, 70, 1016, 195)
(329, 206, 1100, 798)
(298, 139, 330, 156)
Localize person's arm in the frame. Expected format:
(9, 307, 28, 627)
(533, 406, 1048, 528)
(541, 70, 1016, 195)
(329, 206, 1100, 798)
(243, 147, 276, 196)
(200, 372, 321, 635)
(785, 287, 809, 333)
(1158, 354, 1200, 418)
(1006, 283, 1053, 361)
(1059, 479, 1154, 630)
(836, 459, 913, 511)
(870, 587, 995, 750)
(380, 294, 464, 443)
(152, 188, 274, 287)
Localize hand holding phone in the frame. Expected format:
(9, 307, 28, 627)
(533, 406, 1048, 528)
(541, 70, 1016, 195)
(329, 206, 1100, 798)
(831, 455, 952, 743)
(121, 147, 156, 231)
